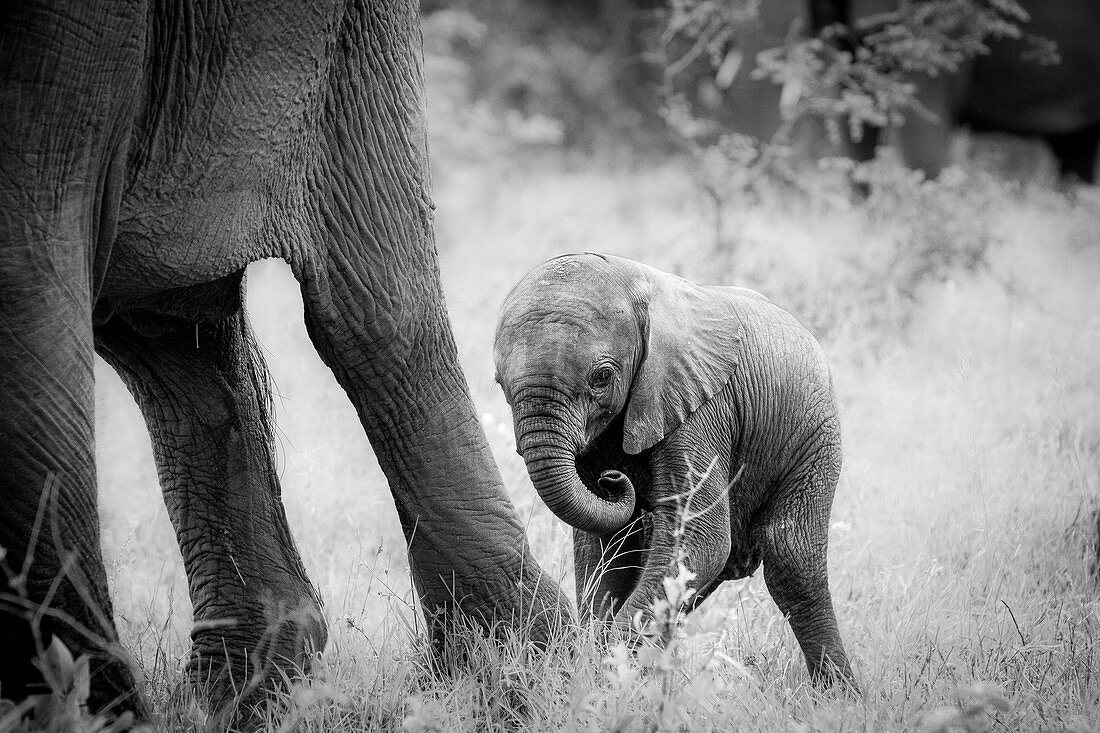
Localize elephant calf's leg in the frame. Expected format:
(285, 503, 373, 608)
(612, 449, 733, 632)
(95, 307, 325, 712)
(759, 451, 856, 691)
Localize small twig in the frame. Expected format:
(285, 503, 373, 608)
(1001, 599, 1027, 647)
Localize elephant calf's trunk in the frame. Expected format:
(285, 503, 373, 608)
(519, 432, 635, 537)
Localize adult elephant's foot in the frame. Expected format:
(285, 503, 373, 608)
(85, 651, 148, 721)
(415, 551, 572, 659)
(510, 564, 573, 649)
(405, 552, 573, 665)
(186, 595, 327, 723)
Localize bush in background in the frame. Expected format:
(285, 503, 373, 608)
(421, 0, 670, 166)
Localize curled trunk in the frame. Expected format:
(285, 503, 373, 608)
(516, 411, 635, 536)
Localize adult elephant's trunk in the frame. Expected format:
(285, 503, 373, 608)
(515, 403, 635, 536)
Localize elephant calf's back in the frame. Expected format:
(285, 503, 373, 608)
(726, 292, 840, 498)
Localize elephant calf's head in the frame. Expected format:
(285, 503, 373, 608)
(493, 253, 744, 537)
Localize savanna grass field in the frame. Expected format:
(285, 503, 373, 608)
(75, 15, 1100, 733)
(84, 159, 1100, 730)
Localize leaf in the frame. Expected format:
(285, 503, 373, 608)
(0, 698, 36, 733)
(659, 563, 697, 611)
(607, 713, 636, 733)
(603, 643, 637, 685)
(569, 688, 598, 716)
(34, 637, 76, 692)
(71, 655, 90, 706)
(953, 681, 1010, 712)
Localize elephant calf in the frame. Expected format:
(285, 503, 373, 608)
(493, 253, 857, 689)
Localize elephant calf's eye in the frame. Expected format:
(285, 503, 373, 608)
(588, 366, 615, 390)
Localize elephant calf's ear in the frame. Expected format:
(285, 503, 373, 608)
(622, 271, 744, 455)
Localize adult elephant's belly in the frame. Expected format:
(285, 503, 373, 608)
(103, 152, 313, 307)
(94, 152, 315, 332)
(100, 2, 332, 306)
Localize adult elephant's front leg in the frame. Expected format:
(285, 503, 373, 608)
(0, 227, 143, 717)
(298, 283, 570, 641)
(95, 304, 325, 715)
(1, 0, 147, 715)
(297, 274, 569, 644)
(292, 0, 568, 646)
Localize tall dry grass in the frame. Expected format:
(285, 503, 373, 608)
(13, 153, 1098, 731)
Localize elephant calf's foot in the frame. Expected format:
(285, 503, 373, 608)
(187, 597, 327, 720)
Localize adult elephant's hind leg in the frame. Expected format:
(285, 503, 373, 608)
(759, 441, 857, 692)
(95, 299, 325, 714)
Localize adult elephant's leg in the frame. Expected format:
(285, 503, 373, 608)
(574, 521, 647, 623)
(294, 1, 568, 646)
(0, 1, 145, 716)
(296, 274, 569, 643)
(0, 230, 142, 716)
(95, 301, 325, 712)
(758, 438, 857, 691)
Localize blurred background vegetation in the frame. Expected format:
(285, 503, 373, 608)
(418, 0, 1098, 339)
(419, 0, 1083, 178)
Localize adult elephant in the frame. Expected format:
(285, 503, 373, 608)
(0, 0, 568, 720)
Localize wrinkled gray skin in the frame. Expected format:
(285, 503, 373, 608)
(0, 0, 568, 720)
(494, 253, 856, 690)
